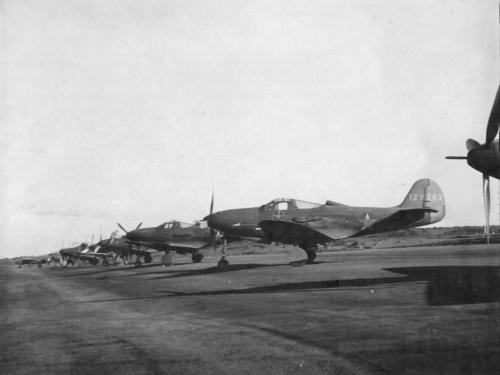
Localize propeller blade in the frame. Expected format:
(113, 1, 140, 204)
(466, 139, 480, 152)
(135, 222, 142, 230)
(483, 174, 491, 244)
(445, 156, 467, 160)
(210, 191, 214, 215)
(117, 223, 128, 234)
(485, 85, 500, 146)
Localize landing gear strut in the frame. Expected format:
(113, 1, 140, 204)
(216, 239, 229, 270)
(191, 252, 204, 263)
(302, 244, 317, 264)
(134, 255, 142, 268)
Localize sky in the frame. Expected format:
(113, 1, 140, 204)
(1, 0, 499, 258)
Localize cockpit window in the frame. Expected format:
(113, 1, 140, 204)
(275, 201, 288, 211)
(262, 198, 291, 210)
(294, 200, 321, 209)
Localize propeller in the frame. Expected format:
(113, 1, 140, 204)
(117, 222, 142, 234)
(117, 223, 128, 234)
(208, 191, 218, 250)
(485, 85, 500, 146)
(483, 174, 490, 244)
(446, 85, 500, 244)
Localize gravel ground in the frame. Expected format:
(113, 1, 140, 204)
(1, 245, 499, 374)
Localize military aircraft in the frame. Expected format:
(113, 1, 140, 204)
(59, 243, 111, 266)
(205, 178, 445, 268)
(118, 220, 215, 267)
(446, 84, 500, 242)
(92, 226, 160, 267)
(15, 257, 47, 268)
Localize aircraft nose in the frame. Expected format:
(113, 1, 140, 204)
(126, 230, 139, 241)
(204, 212, 226, 231)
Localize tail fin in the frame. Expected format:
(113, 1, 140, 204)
(399, 178, 445, 224)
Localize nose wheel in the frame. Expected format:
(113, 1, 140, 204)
(217, 257, 229, 269)
(161, 253, 173, 267)
(216, 239, 229, 270)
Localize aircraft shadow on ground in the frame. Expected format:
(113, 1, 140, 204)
(388, 266, 500, 306)
(153, 265, 500, 306)
(52, 263, 161, 277)
(148, 263, 292, 280)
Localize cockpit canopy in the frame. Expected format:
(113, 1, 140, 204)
(260, 198, 322, 211)
(156, 220, 206, 229)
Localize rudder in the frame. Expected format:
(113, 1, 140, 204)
(399, 178, 445, 224)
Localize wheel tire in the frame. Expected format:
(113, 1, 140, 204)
(144, 254, 153, 264)
(306, 251, 317, 264)
(161, 254, 173, 267)
(192, 253, 204, 263)
(217, 258, 229, 270)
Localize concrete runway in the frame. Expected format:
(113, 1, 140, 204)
(1, 245, 499, 374)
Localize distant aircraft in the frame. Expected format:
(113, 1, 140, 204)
(118, 220, 215, 266)
(15, 257, 46, 268)
(446, 84, 500, 242)
(204, 179, 445, 268)
(59, 243, 110, 266)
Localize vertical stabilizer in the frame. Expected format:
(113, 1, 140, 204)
(399, 178, 446, 224)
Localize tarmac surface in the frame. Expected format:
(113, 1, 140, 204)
(1, 245, 500, 374)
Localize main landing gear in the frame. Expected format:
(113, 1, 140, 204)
(191, 252, 204, 263)
(144, 254, 153, 264)
(133, 255, 143, 268)
(302, 244, 317, 265)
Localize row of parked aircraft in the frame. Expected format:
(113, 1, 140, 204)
(15, 84, 500, 269)
(17, 177, 446, 269)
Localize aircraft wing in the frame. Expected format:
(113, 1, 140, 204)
(259, 219, 353, 245)
(77, 251, 109, 258)
(125, 240, 207, 253)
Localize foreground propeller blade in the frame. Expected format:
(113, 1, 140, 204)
(135, 222, 142, 230)
(445, 156, 467, 160)
(485, 85, 500, 146)
(117, 223, 128, 234)
(210, 191, 214, 215)
(483, 174, 491, 244)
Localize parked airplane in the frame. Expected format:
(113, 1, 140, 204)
(59, 243, 110, 266)
(446, 84, 500, 242)
(205, 178, 445, 268)
(118, 220, 215, 266)
(15, 257, 46, 268)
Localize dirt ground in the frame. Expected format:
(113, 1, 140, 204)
(1, 245, 499, 374)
